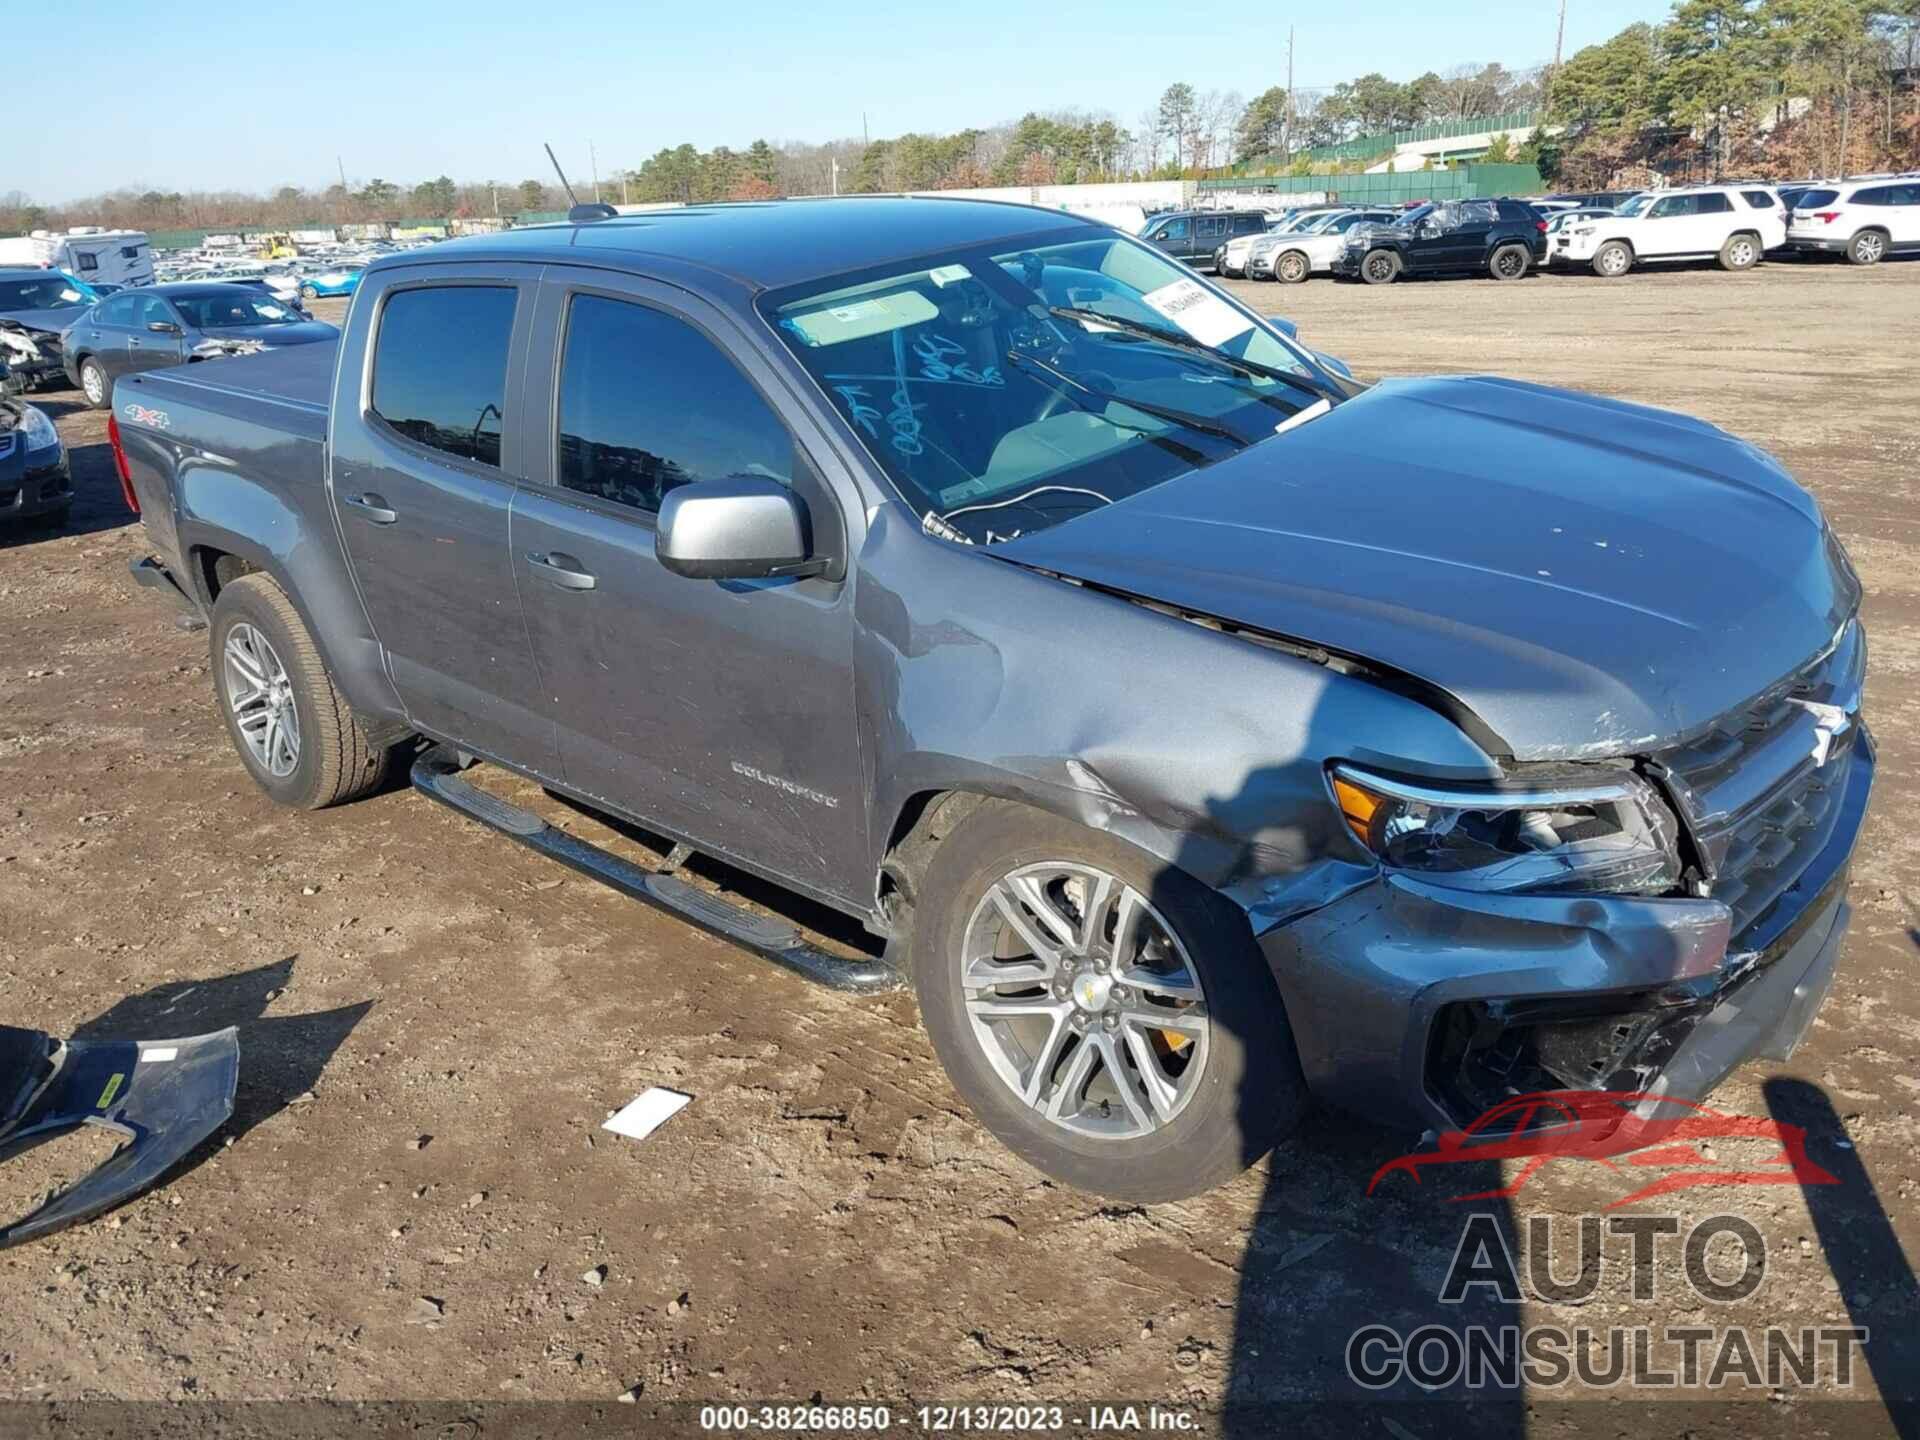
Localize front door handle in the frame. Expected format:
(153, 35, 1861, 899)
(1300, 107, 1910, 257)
(342, 492, 398, 524)
(527, 551, 596, 591)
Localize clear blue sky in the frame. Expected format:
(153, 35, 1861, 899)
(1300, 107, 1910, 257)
(17, 0, 1676, 202)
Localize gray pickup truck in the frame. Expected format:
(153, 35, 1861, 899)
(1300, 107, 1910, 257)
(111, 199, 1872, 1201)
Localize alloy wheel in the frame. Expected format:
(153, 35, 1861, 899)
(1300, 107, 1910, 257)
(1365, 255, 1394, 283)
(223, 623, 301, 777)
(959, 862, 1210, 1140)
(82, 363, 104, 406)
(1281, 254, 1307, 282)
(1496, 249, 1526, 278)
(1856, 233, 1885, 263)
(1730, 238, 1756, 268)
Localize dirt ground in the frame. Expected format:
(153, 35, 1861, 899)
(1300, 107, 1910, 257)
(2, 260, 1917, 1433)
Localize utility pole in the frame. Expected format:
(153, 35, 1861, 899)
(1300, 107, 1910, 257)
(336, 155, 348, 191)
(1284, 26, 1296, 165)
(1545, 0, 1568, 112)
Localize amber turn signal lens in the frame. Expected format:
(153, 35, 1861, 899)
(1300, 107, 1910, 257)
(1331, 775, 1382, 846)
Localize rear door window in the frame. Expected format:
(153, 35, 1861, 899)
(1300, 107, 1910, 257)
(1232, 214, 1265, 235)
(1741, 190, 1778, 209)
(1853, 186, 1896, 207)
(1696, 193, 1732, 214)
(96, 294, 138, 326)
(369, 285, 518, 468)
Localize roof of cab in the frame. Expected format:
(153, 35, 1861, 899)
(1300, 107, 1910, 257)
(377, 197, 1100, 292)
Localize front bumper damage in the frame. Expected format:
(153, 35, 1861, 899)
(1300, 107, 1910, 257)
(0, 322, 67, 391)
(0, 1024, 239, 1247)
(1259, 727, 1874, 1134)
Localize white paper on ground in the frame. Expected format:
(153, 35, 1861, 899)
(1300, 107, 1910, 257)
(603, 1087, 692, 1141)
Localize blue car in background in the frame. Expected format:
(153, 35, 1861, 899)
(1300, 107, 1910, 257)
(296, 266, 364, 301)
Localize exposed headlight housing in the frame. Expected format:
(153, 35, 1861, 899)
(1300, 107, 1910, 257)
(17, 403, 60, 453)
(1329, 764, 1682, 896)
(1571, 225, 1597, 237)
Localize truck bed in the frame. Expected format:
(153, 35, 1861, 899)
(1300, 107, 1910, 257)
(125, 340, 334, 446)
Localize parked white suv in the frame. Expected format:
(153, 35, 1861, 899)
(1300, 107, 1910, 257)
(1786, 178, 1920, 265)
(1250, 209, 1402, 282)
(1554, 185, 1786, 277)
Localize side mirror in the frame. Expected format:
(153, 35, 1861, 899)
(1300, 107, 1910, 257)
(655, 476, 824, 581)
(147, 321, 180, 334)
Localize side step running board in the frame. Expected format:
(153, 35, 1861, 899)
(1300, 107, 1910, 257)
(411, 747, 903, 994)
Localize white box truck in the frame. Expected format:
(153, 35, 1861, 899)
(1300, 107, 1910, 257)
(0, 228, 156, 288)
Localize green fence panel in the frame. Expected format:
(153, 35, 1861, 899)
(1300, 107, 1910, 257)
(1197, 164, 1541, 202)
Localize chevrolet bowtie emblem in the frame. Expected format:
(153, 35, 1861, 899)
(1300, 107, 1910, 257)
(1786, 699, 1852, 768)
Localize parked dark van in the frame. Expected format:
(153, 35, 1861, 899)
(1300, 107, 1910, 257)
(1141, 209, 1271, 269)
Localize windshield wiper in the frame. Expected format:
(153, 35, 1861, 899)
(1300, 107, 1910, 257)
(1004, 348, 1246, 447)
(1047, 306, 1343, 402)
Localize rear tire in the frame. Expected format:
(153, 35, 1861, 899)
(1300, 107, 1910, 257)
(209, 573, 393, 810)
(1276, 250, 1310, 284)
(1718, 232, 1761, 271)
(909, 800, 1307, 1202)
(1361, 249, 1400, 285)
(1848, 230, 1888, 266)
(300, 283, 319, 300)
(1592, 240, 1634, 278)
(79, 357, 108, 410)
(1489, 243, 1531, 281)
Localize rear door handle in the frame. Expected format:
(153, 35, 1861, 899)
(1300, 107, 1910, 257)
(342, 492, 398, 524)
(527, 551, 596, 591)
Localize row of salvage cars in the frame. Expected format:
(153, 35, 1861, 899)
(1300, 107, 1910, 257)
(1210, 173, 1920, 285)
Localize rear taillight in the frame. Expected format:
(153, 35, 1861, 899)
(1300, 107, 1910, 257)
(106, 412, 139, 515)
(1536, 220, 1549, 232)
(1816, 211, 1841, 224)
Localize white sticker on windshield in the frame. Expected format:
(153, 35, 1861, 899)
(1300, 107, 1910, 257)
(1140, 278, 1254, 349)
(928, 264, 971, 288)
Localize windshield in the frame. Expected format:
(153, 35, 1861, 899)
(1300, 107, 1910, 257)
(174, 291, 301, 328)
(764, 232, 1332, 545)
(1393, 205, 1435, 229)
(1614, 194, 1653, 217)
(0, 276, 91, 313)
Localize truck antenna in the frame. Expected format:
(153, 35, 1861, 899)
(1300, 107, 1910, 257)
(544, 143, 581, 206)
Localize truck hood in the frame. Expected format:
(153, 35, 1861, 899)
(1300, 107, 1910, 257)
(0, 308, 85, 336)
(992, 375, 1857, 760)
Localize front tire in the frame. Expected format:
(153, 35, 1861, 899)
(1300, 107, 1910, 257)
(300, 283, 319, 300)
(909, 801, 1307, 1202)
(1718, 232, 1761, 271)
(1276, 250, 1310, 284)
(1489, 243, 1531, 281)
(1361, 249, 1400, 285)
(79, 357, 108, 410)
(209, 573, 392, 809)
(1592, 240, 1634, 278)
(1848, 230, 1888, 266)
